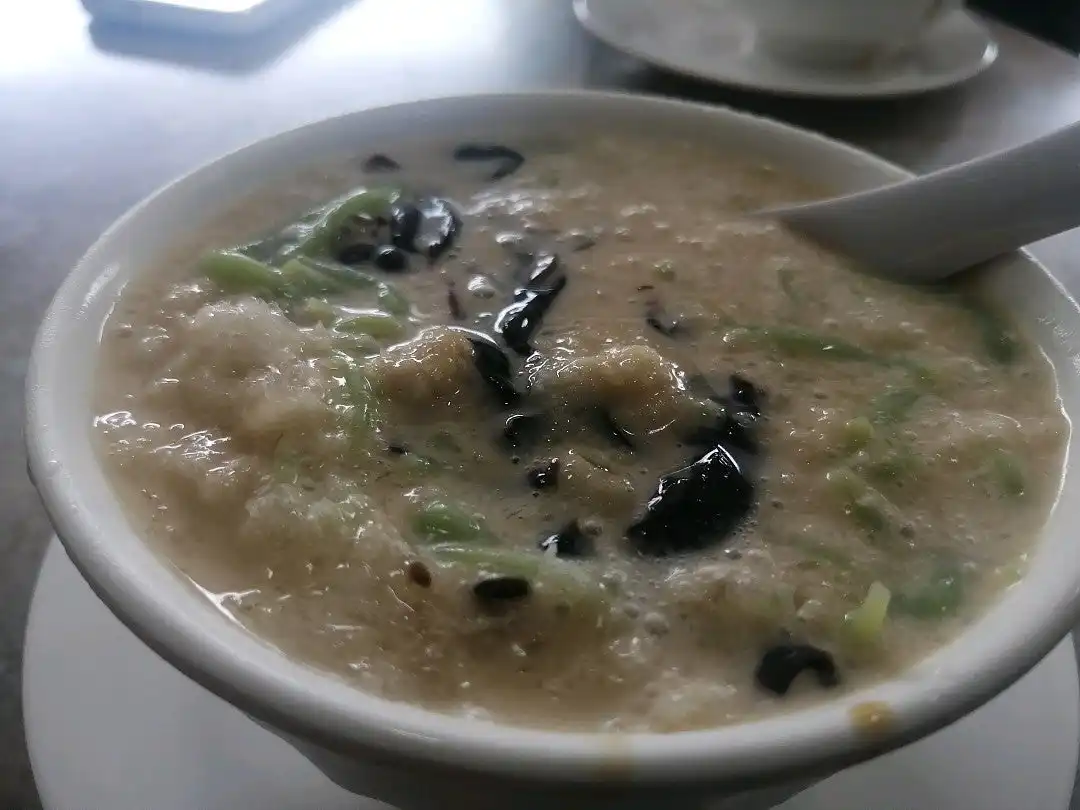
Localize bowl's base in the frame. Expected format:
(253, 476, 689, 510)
(23, 539, 1080, 810)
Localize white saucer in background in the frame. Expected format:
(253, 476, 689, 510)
(574, 0, 998, 99)
(23, 540, 1078, 810)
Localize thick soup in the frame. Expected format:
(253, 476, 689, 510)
(94, 135, 1067, 732)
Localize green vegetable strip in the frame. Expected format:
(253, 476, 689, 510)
(200, 251, 285, 296)
(893, 563, 964, 619)
(724, 323, 937, 389)
(376, 281, 411, 316)
(344, 372, 381, 444)
(964, 298, 1021, 363)
(826, 467, 902, 539)
(845, 581, 891, 645)
(337, 311, 405, 341)
(727, 325, 878, 362)
(410, 501, 497, 545)
(862, 445, 920, 486)
(777, 534, 853, 570)
(398, 452, 440, 476)
(871, 386, 922, 425)
(298, 187, 400, 257)
(333, 333, 382, 360)
(279, 258, 343, 297)
(990, 448, 1026, 497)
(299, 297, 338, 327)
(849, 498, 890, 534)
(841, 416, 875, 452)
(294, 257, 380, 289)
(428, 544, 540, 574)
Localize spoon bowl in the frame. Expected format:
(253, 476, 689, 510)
(764, 119, 1080, 282)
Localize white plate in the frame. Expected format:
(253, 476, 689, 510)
(574, 0, 999, 98)
(23, 540, 1080, 810)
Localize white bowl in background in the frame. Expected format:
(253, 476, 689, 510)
(25, 91, 1080, 810)
(728, 0, 965, 67)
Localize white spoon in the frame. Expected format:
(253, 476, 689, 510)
(762, 120, 1080, 283)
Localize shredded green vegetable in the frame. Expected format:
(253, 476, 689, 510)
(200, 251, 285, 297)
(849, 497, 890, 534)
(871, 386, 922, 425)
(725, 325, 878, 362)
(826, 467, 902, 540)
(845, 581, 892, 645)
(299, 297, 338, 326)
(342, 372, 381, 445)
(397, 452, 441, 477)
(279, 258, 343, 297)
(778, 534, 853, 570)
(410, 500, 497, 545)
(333, 334, 382, 361)
(990, 448, 1027, 497)
(429, 544, 539, 574)
(841, 416, 875, 453)
(376, 281, 411, 316)
(893, 563, 964, 619)
(337, 311, 405, 341)
(299, 187, 401, 257)
(723, 324, 937, 389)
(861, 444, 921, 487)
(964, 297, 1021, 364)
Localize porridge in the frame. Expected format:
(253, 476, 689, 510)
(93, 135, 1067, 732)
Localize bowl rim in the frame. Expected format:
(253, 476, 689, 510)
(25, 88, 1080, 787)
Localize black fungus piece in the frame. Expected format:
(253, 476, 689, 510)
(363, 153, 402, 173)
(337, 243, 376, 265)
(388, 197, 460, 261)
(417, 197, 461, 261)
(453, 143, 525, 181)
(390, 203, 422, 252)
(335, 213, 386, 265)
(645, 298, 680, 337)
(593, 409, 635, 451)
(524, 252, 562, 288)
(636, 284, 655, 292)
(406, 560, 432, 588)
(387, 443, 409, 456)
(729, 373, 763, 416)
(495, 281, 567, 356)
(373, 245, 408, 272)
(627, 446, 754, 556)
(721, 374, 764, 454)
(447, 327, 519, 407)
(473, 576, 531, 601)
(755, 644, 839, 696)
(503, 412, 545, 448)
(539, 520, 594, 558)
(447, 281, 465, 321)
(684, 374, 764, 456)
(469, 339, 519, 406)
(526, 458, 560, 490)
(494, 252, 567, 356)
(685, 416, 755, 456)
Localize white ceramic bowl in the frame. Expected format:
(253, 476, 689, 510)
(727, 0, 965, 66)
(25, 91, 1080, 810)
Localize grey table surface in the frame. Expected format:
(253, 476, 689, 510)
(3, 1, 1080, 807)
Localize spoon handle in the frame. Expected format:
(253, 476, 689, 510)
(776, 120, 1080, 281)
